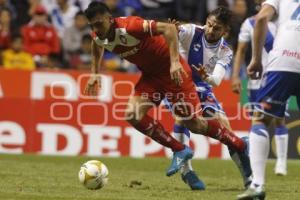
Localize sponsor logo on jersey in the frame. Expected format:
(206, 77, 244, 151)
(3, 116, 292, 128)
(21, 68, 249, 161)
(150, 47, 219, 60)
(282, 49, 300, 60)
(119, 47, 139, 58)
(193, 43, 201, 52)
(119, 35, 128, 45)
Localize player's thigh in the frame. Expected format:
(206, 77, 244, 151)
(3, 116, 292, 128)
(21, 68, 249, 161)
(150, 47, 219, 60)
(126, 95, 154, 112)
(127, 76, 158, 122)
(273, 117, 285, 127)
(182, 116, 207, 135)
(216, 112, 232, 131)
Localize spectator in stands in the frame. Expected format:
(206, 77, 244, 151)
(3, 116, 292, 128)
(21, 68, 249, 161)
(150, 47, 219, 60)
(138, 0, 175, 20)
(175, 0, 207, 24)
(10, 0, 31, 30)
(0, 0, 16, 21)
(69, 34, 92, 70)
(104, 0, 125, 17)
(69, 0, 92, 11)
(2, 34, 35, 70)
(0, 8, 12, 50)
(117, 0, 142, 16)
(63, 11, 89, 55)
(43, 53, 64, 69)
(227, 0, 249, 52)
(21, 4, 60, 67)
(49, 0, 79, 38)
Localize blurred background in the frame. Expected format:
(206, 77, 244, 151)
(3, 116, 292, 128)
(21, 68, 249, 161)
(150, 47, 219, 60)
(0, 0, 259, 74)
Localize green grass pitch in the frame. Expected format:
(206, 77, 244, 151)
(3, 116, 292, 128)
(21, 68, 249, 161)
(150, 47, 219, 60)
(0, 154, 299, 200)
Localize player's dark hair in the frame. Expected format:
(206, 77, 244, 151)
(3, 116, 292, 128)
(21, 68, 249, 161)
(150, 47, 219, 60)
(209, 6, 232, 26)
(75, 10, 85, 18)
(84, 2, 111, 20)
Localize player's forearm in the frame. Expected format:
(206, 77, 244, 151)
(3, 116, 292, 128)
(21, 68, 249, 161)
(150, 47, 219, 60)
(252, 16, 268, 61)
(205, 64, 226, 87)
(91, 41, 104, 74)
(232, 43, 247, 78)
(252, 4, 275, 61)
(162, 24, 180, 64)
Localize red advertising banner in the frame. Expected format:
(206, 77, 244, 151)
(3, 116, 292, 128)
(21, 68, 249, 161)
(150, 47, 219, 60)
(0, 69, 250, 158)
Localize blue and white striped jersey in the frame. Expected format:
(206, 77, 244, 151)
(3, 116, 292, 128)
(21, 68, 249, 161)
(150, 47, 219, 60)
(178, 24, 233, 93)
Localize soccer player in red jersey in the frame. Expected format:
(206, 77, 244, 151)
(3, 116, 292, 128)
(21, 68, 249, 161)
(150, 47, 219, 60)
(84, 2, 250, 177)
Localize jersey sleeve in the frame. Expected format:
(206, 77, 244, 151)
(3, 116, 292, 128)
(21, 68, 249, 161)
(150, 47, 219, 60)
(126, 16, 158, 38)
(217, 43, 233, 71)
(205, 44, 232, 86)
(205, 64, 226, 87)
(178, 24, 195, 43)
(178, 24, 196, 59)
(263, 0, 280, 14)
(238, 18, 252, 42)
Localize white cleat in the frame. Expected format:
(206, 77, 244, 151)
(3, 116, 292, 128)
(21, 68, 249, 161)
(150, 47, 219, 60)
(275, 162, 287, 176)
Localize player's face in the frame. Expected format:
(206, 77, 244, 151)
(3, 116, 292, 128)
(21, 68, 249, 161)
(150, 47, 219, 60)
(89, 13, 113, 40)
(204, 15, 227, 43)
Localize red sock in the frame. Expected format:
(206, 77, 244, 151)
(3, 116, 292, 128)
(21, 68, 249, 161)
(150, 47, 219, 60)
(206, 119, 245, 152)
(133, 115, 184, 152)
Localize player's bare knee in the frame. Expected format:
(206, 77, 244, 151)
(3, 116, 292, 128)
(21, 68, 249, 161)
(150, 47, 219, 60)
(175, 117, 184, 126)
(183, 118, 207, 134)
(125, 108, 147, 125)
(253, 111, 273, 127)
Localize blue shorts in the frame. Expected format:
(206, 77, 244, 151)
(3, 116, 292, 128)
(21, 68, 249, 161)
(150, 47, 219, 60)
(247, 89, 259, 116)
(249, 88, 290, 117)
(163, 90, 224, 115)
(254, 71, 300, 118)
(198, 90, 224, 114)
(248, 89, 259, 104)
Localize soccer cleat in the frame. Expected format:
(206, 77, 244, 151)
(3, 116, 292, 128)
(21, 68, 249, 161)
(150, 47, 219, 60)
(166, 146, 194, 177)
(275, 162, 287, 176)
(236, 187, 266, 200)
(181, 171, 205, 190)
(229, 136, 252, 188)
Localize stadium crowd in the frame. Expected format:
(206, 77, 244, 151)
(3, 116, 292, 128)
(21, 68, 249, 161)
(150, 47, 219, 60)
(0, 0, 258, 74)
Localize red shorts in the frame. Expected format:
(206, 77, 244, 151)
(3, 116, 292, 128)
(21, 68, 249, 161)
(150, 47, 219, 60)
(134, 59, 202, 119)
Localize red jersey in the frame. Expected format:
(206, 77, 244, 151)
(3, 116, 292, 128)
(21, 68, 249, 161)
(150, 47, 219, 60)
(21, 22, 60, 56)
(92, 16, 201, 118)
(0, 25, 10, 50)
(91, 16, 178, 75)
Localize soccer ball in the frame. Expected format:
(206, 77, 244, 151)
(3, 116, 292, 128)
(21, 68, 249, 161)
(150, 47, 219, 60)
(78, 160, 109, 190)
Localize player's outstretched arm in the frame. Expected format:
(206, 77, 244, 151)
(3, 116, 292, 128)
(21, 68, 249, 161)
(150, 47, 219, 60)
(205, 64, 226, 87)
(232, 41, 248, 94)
(155, 22, 188, 86)
(84, 40, 104, 96)
(248, 4, 275, 79)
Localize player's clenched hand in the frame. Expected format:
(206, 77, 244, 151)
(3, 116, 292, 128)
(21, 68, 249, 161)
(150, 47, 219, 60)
(84, 74, 101, 96)
(231, 76, 242, 94)
(247, 59, 263, 80)
(168, 18, 180, 29)
(170, 61, 188, 86)
(191, 64, 209, 80)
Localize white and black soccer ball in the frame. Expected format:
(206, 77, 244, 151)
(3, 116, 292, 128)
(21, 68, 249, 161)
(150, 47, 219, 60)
(78, 160, 109, 190)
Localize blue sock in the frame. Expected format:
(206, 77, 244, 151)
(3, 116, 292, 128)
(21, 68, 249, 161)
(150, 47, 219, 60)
(275, 125, 288, 136)
(250, 124, 268, 138)
(174, 124, 190, 138)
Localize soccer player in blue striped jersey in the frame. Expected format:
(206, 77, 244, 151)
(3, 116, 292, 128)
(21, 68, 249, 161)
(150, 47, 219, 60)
(237, 0, 300, 199)
(164, 7, 252, 190)
(232, 2, 289, 177)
